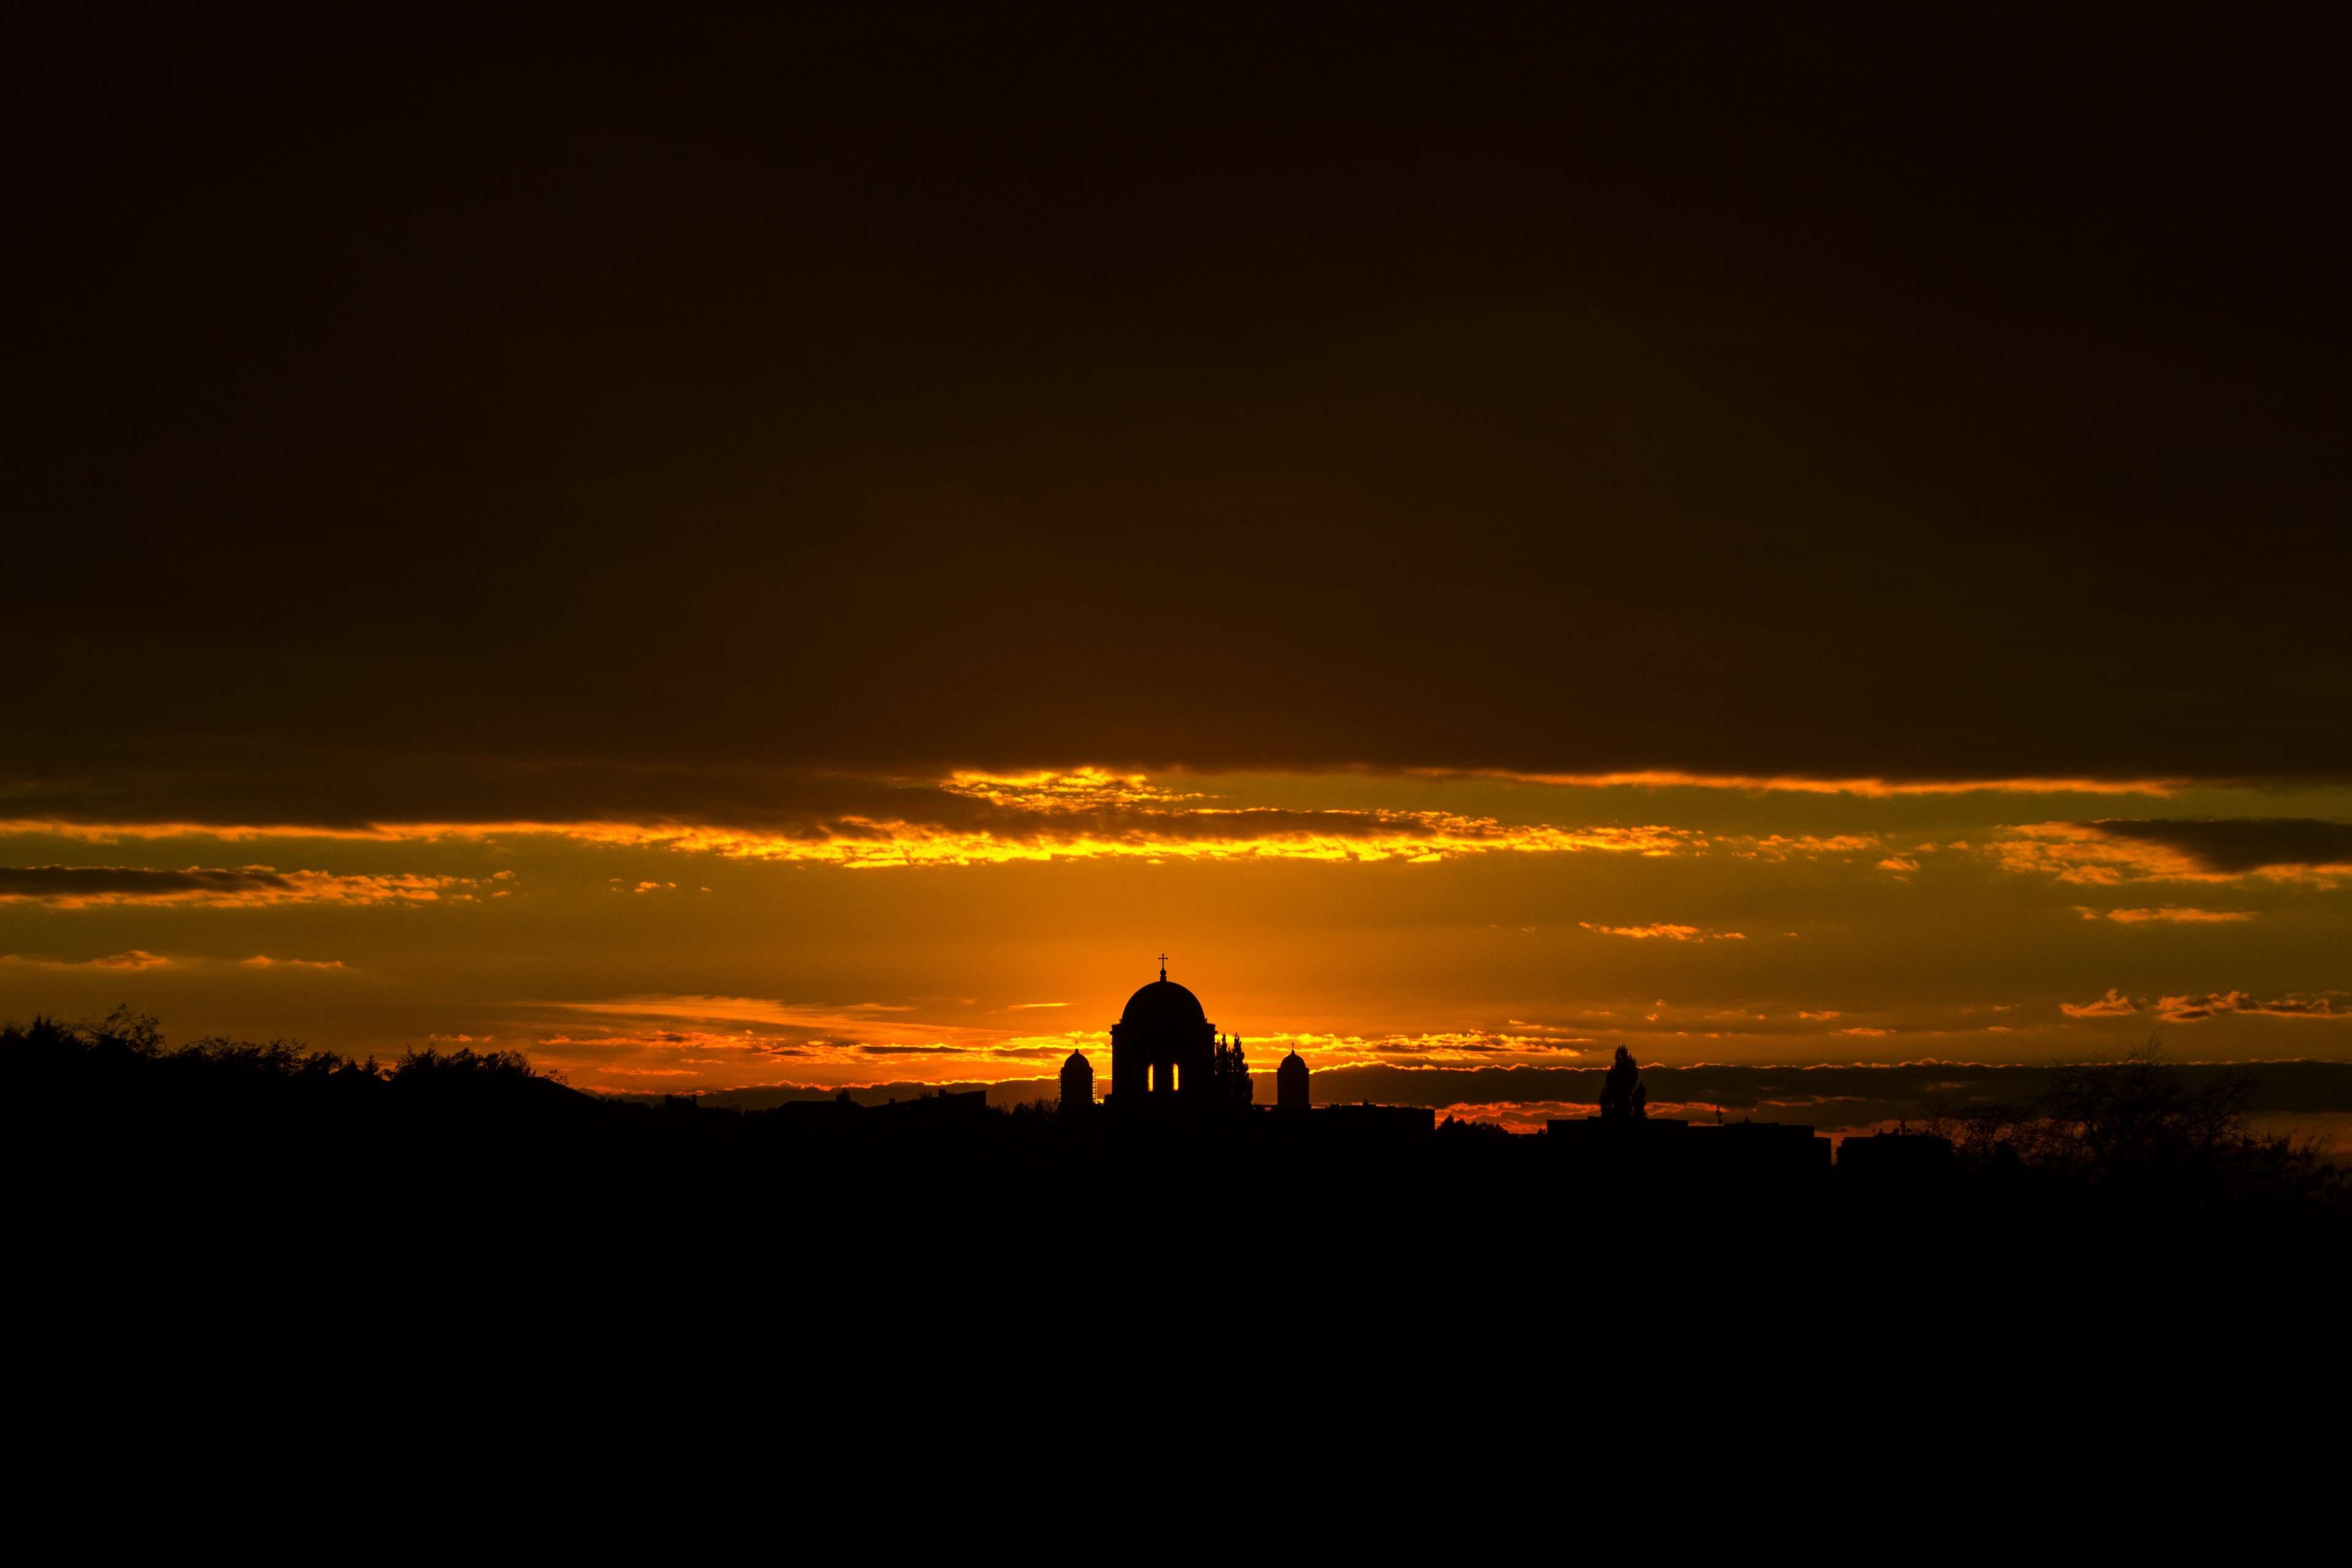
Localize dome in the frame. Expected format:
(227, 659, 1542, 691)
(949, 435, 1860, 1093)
(1118, 978, 1208, 1031)
(1062, 1049, 1091, 1072)
(1280, 1050, 1306, 1068)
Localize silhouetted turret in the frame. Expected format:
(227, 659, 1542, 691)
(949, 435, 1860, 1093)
(1277, 1049, 1309, 1112)
(1059, 1049, 1093, 1114)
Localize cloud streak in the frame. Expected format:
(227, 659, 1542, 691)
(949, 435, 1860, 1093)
(1452, 771, 2182, 798)
(0, 865, 481, 908)
(1, 949, 173, 970)
(2075, 906, 2255, 924)
(2060, 989, 2141, 1019)
(1997, 819, 2352, 884)
(1578, 922, 1745, 942)
(2, 769, 1719, 869)
(2154, 992, 2351, 1023)
(2060, 987, 2351, 1023)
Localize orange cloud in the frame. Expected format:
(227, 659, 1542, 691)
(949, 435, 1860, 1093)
(2075, 906, 2256, 924)
(589, 814, 1704, 868)
(1723, 834, 1881, 860)
(2060, 988, 2141, 1019)
(0, 819, 407, 843)
(61, 810, 1698, 869)
(2, 771, 1718, 868)
(241, 955, 348, 971)
(1577, 922, 1744, 942)
(1996, 824, 2227, 884)
(1, 949, 173, 970)
(2154, 992, 2351, 1023)
(1438, 770, 2179, 797)
(51, 768, 2170, 879)
(940, 768, 1204, 812)
(1997, 820, 2352, 886)
(0, 865, 483, 908)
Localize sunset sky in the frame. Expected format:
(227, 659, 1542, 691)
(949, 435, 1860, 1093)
(8, 12, 2348, 1117)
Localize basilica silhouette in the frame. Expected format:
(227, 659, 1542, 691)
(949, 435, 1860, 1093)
(1060, 959, 1307, 1116)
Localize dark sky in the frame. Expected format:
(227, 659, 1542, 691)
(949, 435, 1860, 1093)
(9, 10, 2352, 1085)
(9, 8, 2349, 828)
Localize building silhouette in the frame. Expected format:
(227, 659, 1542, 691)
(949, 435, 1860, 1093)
(1542, 1049, 1831, 1172)
(1059, 1048, 1093, 1114)
(1110, 959, 1251, 1107)
(1277, 1049, 1309, 1112)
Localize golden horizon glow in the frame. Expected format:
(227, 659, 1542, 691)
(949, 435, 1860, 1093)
(8, 767, 2350, 1101)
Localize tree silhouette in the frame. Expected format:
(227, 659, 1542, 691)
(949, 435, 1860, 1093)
(1211, 1033, 1253, 1109)
(1598, 1046, 1647, 1120)
(1924, 1036, 2350, 1213)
